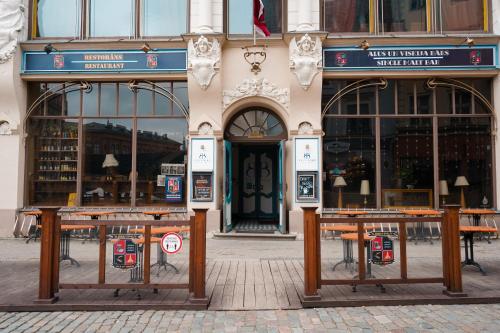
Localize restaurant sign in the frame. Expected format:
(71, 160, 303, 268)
(22, 49, 187, 74)
(324, 45, 497, 71)
(112, 239, 138, 269)
(369, 231, 397, 265)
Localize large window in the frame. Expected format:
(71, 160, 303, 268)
(227, 0, 282, 35)
(32, 0, 188, 38)
(323, 79, 494, 209)
(27, 81, 188, 207)
(322, 0, 488, 34)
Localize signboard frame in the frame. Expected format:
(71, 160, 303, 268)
(296, 172, 318, 202)
(191, 172, 213, 202)
(190, 138, 215, 172)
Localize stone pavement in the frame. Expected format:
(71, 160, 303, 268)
(2, 304, 500, 332)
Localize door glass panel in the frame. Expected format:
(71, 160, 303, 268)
(242, 153, 256, 214)
(259, 152, 274, 214)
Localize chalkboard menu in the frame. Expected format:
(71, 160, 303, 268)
(297, 173, 317, 201)
(192, 173, 213, 201)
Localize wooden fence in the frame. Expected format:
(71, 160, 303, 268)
(35, 208, 208, 307)
(302, 205, 465, 301)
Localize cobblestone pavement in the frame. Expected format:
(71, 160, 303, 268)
(1, 304, 500, 332)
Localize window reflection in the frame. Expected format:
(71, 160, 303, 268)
(142, 0, 187, 36)
(323, 118, 376, 208)
(136, 119, 187, 206)
(83, 119, 132, 205)
(37, 0, 81, 37)
(440, 0, 484, 32)
(89, 0, 135, 37)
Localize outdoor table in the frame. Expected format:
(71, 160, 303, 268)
(459, 225, 498, 275)
(60, 225, 96, 266)
(401, 209, 441, 245)
(461, 209, 496, 243)
(321, 225, 376, 271)
(24, 210, 42, 243)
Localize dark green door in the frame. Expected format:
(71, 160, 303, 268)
(239, 146, 278, 221)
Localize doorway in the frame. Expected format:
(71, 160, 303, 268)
(223, 107, 287, 234)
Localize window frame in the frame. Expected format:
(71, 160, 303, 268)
(322, 78, 495, 210)
(223, 0, 286, 37)
(30, 0, 190, 39)
(26, 81, 189, 208)
(320, 0, 491, 35)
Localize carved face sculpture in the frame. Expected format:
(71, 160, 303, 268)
(196, 39, 210, 55)
(300, 38, 312, 53)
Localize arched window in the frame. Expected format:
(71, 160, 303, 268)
(322, 78, 494, 210)
(225, 108, 287, 141)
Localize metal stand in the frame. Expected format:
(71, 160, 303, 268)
(59, 231, 80, 266)
(332, 239, 356, 273)
(26, 215, 42, 243)
(352, 241, 385, 293)
(462, 232, 486, 275)
(151, 243, 179, 276)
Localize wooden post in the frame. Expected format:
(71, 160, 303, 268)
(52, 213, 61, 293)
(316, 213, 321, 289)
(143, 225, 152, 284)
(98, 226, 107, 284)
(357, 222, 365, 280)
(303, 207, 320, 300)
(36, 208, 59, 303)
(189, 215, 195, 294)
(399, 222, 408, 280)
(443, 205, 466, 297)
(441, 211, 450, 289)
(190, 209, 208, 304)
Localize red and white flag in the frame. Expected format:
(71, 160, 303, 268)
(254, 0, 270, 37)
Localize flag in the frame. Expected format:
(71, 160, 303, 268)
(254, 0, 270, 37)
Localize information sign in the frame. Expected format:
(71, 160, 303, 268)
(161, 233, 183, 254)
(112, 239, 138, 269)
(369, 231, 397, 265)
(297, 173, 317, 201)
(165, 176, 183, 202)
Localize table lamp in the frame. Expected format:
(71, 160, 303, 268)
(454, 176, 469, 208)
(439, 180, 449, 206)
(333, 176, 347, 208)
(102, 154, 119, 181)
(360, 180, 370, 208)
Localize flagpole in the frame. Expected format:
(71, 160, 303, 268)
(253, 22, 256, 46)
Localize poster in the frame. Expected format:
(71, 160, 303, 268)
(112, 239, 138, 269)
(369, 231, 397, 265)
(165, 176, 183, 202)
(295, 138, 319, 172)
(191, 138, 214, 172)
(192, 173, 213, 201)
(297, 173, 316, 201)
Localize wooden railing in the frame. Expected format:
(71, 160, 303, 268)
(302, 205, 465, 301)
(36, 208, 208, 306)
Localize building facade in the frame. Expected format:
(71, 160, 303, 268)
(0, 0, 499, 236)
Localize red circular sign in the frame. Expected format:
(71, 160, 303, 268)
(160, 232, 183, 254)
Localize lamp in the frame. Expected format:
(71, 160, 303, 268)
(141, 43, 153, 53)
(359, 40, 370, 50)
(333, 176, 347, 208)
(102, 154, 119, 180)
(439, 180, 449, 206)
(43, 43, 57, 54)
(360, 180, 370, 208)
(454, 176, 469, 208)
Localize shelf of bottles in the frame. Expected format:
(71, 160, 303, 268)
(32, 119, 78, 205)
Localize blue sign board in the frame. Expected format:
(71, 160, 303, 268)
(324, 45, 497, 71)
(22, 49, 187, 74)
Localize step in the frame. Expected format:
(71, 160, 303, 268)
(212, 232, 297, 240)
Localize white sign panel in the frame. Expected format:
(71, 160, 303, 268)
(295, 138, 320, 172)
(161, 233, 183, 254)
(191, 138, 214, 172)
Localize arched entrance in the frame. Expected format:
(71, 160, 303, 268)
(223, 107, 288, 234)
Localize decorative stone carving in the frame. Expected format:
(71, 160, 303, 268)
(188, 35, 220, 90)
(289, 34, 322, 90)
(298, 122, 314, 135)
(0, 0, 25, 64)
(223, 78, 289, 110)
(0, 120, 12, 135)
(198, 122, 213, 135)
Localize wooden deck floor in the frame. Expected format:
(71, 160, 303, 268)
(2, 255, 500, 311)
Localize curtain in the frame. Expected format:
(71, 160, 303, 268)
(441, 0, 483, 31)
(325, 0, 368, 33)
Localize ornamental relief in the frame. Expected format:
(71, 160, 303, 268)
(0, 0, 24, 64)
(187, 35, 220, 90)
(289, 34, 322, 90)
(222, 78, 289, 111)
